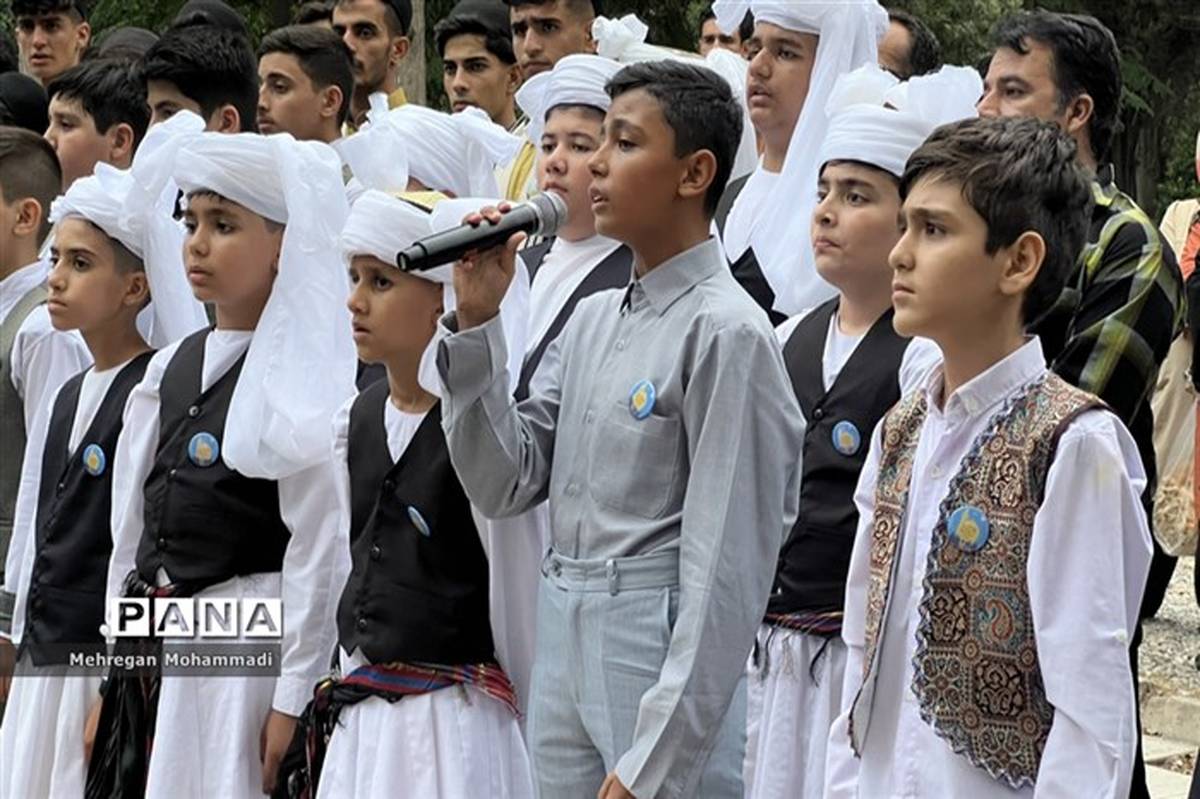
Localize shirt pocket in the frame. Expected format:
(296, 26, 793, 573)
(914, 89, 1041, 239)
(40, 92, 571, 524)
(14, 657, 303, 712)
(588, 401, 684, 518)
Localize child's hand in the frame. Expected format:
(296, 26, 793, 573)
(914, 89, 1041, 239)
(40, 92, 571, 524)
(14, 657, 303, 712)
(452, 203, 524, 331)
(83, 695, 103, 763)
(597, 771, 636, 799)
(259, 708, 298, 794)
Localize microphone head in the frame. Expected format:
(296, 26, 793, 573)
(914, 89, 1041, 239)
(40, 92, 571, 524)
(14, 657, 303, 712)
(530, 191, 568, 236)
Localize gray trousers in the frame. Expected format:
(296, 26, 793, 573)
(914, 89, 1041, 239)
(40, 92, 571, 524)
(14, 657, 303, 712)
(526, 548, 745, 798)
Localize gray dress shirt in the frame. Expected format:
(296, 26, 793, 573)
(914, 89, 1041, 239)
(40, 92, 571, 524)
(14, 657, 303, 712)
(436, 237, 803, 798)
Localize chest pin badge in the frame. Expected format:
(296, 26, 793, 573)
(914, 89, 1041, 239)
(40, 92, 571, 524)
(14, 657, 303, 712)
(187, 432, 220, 468)
(82, 443, 106, 477)
(628, 379, 656, 420)
(948, 505, 990, 552)
(407, 505, 432, 537)
(831, 420, 862, 456)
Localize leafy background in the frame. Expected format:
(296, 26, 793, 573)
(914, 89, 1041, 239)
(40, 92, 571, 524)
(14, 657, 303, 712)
(3, 0, 1198, 215)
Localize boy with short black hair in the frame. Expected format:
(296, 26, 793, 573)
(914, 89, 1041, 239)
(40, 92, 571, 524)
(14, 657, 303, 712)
(140, 23, 258, 133)
(256, 25, 354, 143)
(294, 0, 335, 27)
(44, 58, 149, 190)
(440, 59, 803, 799)
(698, 7, 753, 57)
(503, 0, 597, 80)
(13, 0, 91, 87)
(826, 116, 1150, 798)
(331, 0, 414, 127)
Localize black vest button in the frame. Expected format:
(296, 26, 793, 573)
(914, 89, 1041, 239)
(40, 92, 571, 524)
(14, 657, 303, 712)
(56, 481, 65, 493)
(813, 408, 825, 420)
(187, 405, 201, 418)
(370, 544, 382, 561)
(356, 617, 367, 631)
(157, 536, 167, 551)
(381, 479, 395, 493)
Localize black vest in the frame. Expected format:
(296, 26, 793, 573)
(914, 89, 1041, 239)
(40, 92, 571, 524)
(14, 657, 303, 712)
(336, 381, 494, 665)
(136, 330, 290, 585)
(23, 353, 153, 653)
(514, 238, 633, 402)
(714, 175, 786, 326)
(768, 300, 910, 617)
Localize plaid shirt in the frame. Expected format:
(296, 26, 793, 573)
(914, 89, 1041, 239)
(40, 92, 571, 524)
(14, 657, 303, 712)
(1034, 173, 1184, 485)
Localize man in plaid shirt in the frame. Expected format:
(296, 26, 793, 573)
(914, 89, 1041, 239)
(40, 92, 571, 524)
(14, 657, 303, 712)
(979, 10, 1183, 799)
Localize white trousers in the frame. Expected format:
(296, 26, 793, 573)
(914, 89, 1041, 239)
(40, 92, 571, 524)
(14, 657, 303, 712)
(0, 669, 101, 798)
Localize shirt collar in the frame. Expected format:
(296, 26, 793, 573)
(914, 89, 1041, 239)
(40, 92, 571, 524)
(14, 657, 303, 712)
(1091, 168, 1118, 209)
(922, 336, 1046, 422)
(621, 237, 724, 316)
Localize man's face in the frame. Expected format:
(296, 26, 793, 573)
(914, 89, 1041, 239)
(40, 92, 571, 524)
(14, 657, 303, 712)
(258, 52, 336, 141)
(441, 33, 519, 126)
(45, 94, 121, 190)
(745, 23, 819, 143)
(15, 12, 90, 85)
(510, 0, 593, 81)
(332, 0, 408, 94)
(698, 18, 742, 58)
(877, 20, 912, 79)
(978, 43, 1067, 127)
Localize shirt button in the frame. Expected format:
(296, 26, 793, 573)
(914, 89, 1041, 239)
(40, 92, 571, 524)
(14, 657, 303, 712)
(813, 408, 825, 421)
(356, 617, 367, 631)
(187, 405, 201, 418)
(551, 562, 562, 576)
(616, 340, 627, 351)
(930, 466, 942, 478)
(370, 544, 382, 561)
(566, 483, 579, 496)
(585, 410, 595, 424)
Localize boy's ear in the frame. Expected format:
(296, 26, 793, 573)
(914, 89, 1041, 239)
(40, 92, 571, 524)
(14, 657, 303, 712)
(13, 198, 45, 239)
(124, 270, 150, 309)
(998, 230, 1046, 299)
(1063, 92, 1094, 141)
(108, 122, 136, 167)
(505, 64, 522, 97)
(677, 148, 718, 206)
(210, 105, 242, 134)
(320, 85, 344, 121)
(389, 36, 411, 69)
(75, 21, 92, 54)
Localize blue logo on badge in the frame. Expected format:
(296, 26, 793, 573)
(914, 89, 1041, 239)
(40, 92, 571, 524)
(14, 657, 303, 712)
(82, 443, 106, 476)
(187, 432, 220, 468)
(407, 506, 431, 537)
(831, 420, 862, 456)
(628, 379, 656, 420)
(948, 505, 990, 552)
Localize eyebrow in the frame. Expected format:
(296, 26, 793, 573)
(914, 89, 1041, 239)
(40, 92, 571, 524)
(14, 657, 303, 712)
(52, 244, 98, 258)
(902, 205, 955, 224)
(823, 176, 877, 192)
(603, 118, 644, 138)
(263, 70, 293, 82)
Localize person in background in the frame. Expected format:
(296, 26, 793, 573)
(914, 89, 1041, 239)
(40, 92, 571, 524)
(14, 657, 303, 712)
(256, 25, 353, 144)
(139, 23, 258, 133)
(878, 8, 941, 79)
(12, 0, 90, 88)
(698, 7, 754, 58)
(294, 0, 336, 27)
(332, 0, 413, 129)
(502, 0, 597, 81)
(0, 73, 50, 134)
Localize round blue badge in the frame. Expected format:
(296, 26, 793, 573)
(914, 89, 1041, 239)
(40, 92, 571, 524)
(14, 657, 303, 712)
(82, 443, 106, 477)
(187, 432, 220, 468)
(831, 420, 862, 456)
(407, 505, 431, 537)
(948, 505, 990, 552)
(628, 379, 656, 420)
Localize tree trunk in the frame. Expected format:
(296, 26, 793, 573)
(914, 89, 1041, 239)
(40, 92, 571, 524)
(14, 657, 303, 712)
(396, 0, 427, 106)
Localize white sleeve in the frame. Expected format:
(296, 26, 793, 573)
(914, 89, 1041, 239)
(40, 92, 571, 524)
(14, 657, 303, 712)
(1029, 409, 1150, 798)
(105, 343, 176, 606)
(271, 454, 343, 716)
(2, 380, 66, 641)
(10, 307, 91, 434)
(328, 400, 354, 645)
(898, 336, 943, 395)
(824, 419, 883, 798)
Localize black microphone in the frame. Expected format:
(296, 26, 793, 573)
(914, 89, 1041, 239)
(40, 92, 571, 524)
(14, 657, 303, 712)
(395, 193, 568, 272)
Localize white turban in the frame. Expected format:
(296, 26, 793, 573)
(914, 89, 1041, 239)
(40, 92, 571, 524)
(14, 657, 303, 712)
(49, 110, 208, 348)
(516, 54, 622, 147)
(340, 191, 530, 399)
(172, 132, 356, 479)
(591, 14, 758, 183)
(336, 100, 523, 198)
(819, 64, 983, 177)
(713, 0, 889, 316)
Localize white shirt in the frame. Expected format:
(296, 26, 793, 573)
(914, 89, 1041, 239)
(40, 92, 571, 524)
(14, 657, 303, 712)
(721, 165, 779, 263)
(1, 260, 91, 436)
(775, 307, 942, 408)
(5, 357, 136, 644)
(826, 337, 1151, 798)
(526, 234, 622, 350)
(106, 331, 342, 716)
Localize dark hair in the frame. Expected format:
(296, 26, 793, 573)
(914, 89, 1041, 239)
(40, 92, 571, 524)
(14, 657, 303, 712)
(258, 26, 355, 125)
(900, 116, 1092, 324)
(0, 127, 63, 241)
(991, 10, 1121, 161)
(502, 0, 600, 16)
(0, 28, 19, 73)
(335, 0, 413, 37)
(171, 0, 249, 38)
(886, 9, 942, 78)
(820, 158, 901, 188)
(293, 0, 335, 25)
(0, 73, 50, 133)
(606, 60, 743, 217)
(699, 8, 753, 41)
(141, 24, 258, 133)
(435, 0, 516, 64)
(12, 0, 88, 21)
(47, 59, 149, 149)
(88, 26, 158, 62)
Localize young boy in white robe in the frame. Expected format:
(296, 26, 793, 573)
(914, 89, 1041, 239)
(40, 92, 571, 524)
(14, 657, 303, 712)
(0, 112, 208, 798)
(743, 64, 977, 799)
(86, 131, 355, 799)
(281, 189, 534, 799)
(825, 117, 1151, 798)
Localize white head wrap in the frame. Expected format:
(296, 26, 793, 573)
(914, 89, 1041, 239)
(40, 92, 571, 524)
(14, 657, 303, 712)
(591, 14, 758, 183)
(516, 54, 622, 148)
(712, 0, 889, 315)
(172, 132, 356, 479)
(819, 64, 983, 178)
(49, 110, 208, 348)
(336, 99, 523, 197)
(339, 190, 530, 398)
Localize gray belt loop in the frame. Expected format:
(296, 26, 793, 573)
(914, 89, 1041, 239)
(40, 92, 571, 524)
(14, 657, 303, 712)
(606, 558, 619, 596)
